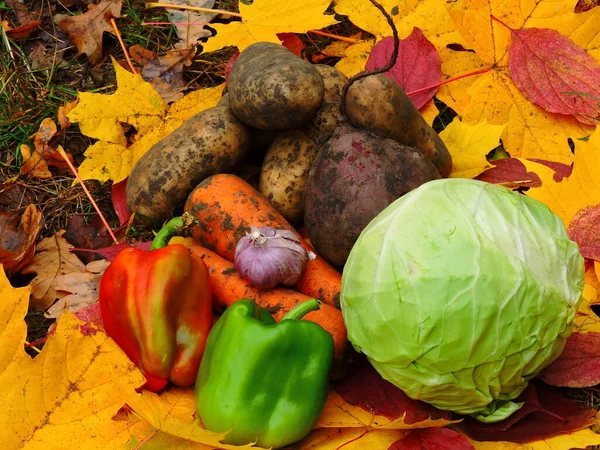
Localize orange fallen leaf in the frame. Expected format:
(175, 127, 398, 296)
(0, 204, 43, 274)
(20, 117, 75, 178)
(57, 99, 79, 130)
(20, 144, 52, 179)
(55, 0, 123, 64)
(21, 230, 88, 310)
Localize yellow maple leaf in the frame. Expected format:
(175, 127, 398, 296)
(520, 127, 600, 228)
(439, 119, 506, 178)
(0, 264, 146, 449)
(437, 0, 599, 163)
(334, 39, 375, 77)
(201, 0, 337, 54)
(117, 386, 267, 449)
(335, 0, 466, 50)
(0, 266, 29, 375)
(70, 59, 225, 183)
(68, 60, 167, 146)
(469, 428, 600, 450)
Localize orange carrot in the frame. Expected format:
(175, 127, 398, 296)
(184, 174, 342, 308)
(189, 245, 350, 378)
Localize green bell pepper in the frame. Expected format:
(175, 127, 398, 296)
(195, 298, 334, 449)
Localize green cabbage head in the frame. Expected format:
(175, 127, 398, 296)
(341, 178, 584, 422)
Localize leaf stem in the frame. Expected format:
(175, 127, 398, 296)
(145, 2, 242, 17)
(307, 30, 362, 44)
(110, 18, 137, 74)
(405, 67, 491, 97)
(339, 0, 399, 117)
(56, 146, 119, 245)
(490, 14, 510, 29)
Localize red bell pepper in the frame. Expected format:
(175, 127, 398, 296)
(99, 244, 212, 392)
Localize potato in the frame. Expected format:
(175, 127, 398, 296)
(216, 92, 230, 108)
(307, 65, 348, 146)
(344, 74, 452, 177)
(259, 130, 318, 224)
(305, 121, 441, 267)
(218, 92, 276, 165)
(228, 42, 325, 130)
(126, 106, 250, 222)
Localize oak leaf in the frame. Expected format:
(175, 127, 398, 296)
(365, 29, 441, 109)
(521, 127, 600, 227)
(505, 25, 600, 124)
(69, 61, 225, 183)
(55, 0, 122, 64)
(21, 230, 87, 310)
(439, 119, 505, 178)
(0, 265, 146, 449)
(200, 0, 337, 54)
(0, 204, 43, 274)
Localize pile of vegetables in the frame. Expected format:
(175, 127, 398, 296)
(97, 3, 586, 447)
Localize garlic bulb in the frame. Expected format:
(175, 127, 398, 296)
(234, 226, 315, 289)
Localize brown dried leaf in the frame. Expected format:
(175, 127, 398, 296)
(55, 0, 122, 64)
(45, 259, 110, 321)
(20, 144, 52, 179)
(0, 204, 43, 274)
(6, 0, 37, 27)
(130, 45, 195, 103)
(20, 118, 74, 178)
(161, 0, 217, 48)
(28, 42, 65, 71)
(21, 230, 87, 310)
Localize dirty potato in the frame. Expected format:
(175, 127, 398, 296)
(307, 64, 348, 146)
(259, 130, 318, 224)
(126, 106, 250, 222)
(228, 42, 325, 130)
(344, 74, 452, 177)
